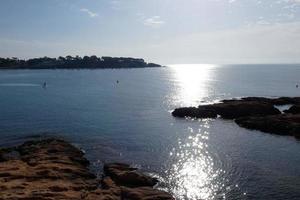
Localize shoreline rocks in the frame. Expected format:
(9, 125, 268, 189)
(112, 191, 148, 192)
(235, 114, 300, 139)
(103, 163, 158, 187)
(172, 101, 280, 119)
(172, 106, 218, 119)
(284, 105, 300, 114)
(0, 139, 174, 200)
(223, 96, 300, 105)
(172, 97, 300, 139)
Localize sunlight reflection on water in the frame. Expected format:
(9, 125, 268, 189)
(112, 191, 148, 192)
(166, 120, 226, 200)
(167, 65, 227, 199)
(169, 64, 217, 107)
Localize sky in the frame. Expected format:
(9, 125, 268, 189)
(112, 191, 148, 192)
(0, 0, 300, 64)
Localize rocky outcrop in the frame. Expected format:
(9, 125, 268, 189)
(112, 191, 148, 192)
(284, 105, 300, 114)
(172, 100, 280, 119)
(172, 106, 218, 119)
(235, 114, 300, 139)
(104, 163, 158, 187)
(0, 139, 174, 200)
(223, 97, 300, 105)
(172, 97, 300, 139)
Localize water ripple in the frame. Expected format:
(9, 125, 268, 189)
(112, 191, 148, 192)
(166, 120, 227, 200)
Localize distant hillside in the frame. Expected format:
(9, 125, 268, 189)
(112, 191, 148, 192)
(0, 56, 163, 69)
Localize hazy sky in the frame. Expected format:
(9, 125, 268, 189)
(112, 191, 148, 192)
(0, 0, 300, 64)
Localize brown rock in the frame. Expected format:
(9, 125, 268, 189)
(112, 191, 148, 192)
(0, 139, 174, 200)
(121, 186, 174, 200)
(101, 165, 174, 200)
(0, 139, 98, 200)
(104, 163, 158, 187)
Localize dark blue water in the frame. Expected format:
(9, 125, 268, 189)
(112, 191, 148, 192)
(0, 64, 300, 200)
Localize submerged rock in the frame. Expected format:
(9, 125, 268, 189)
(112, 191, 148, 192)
(0, 139, 174, 200)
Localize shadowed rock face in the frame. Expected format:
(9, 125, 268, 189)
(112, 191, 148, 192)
(224, 97, 300, 105)
(104, 163, 158, 187)
(0, 139, 174, 200)
(172, 97, 300, 139)
(284, 105, 300, 114)
(172, 106, 218, 119)
(172, 100, 280, 119)
(235, 114, 300, 139)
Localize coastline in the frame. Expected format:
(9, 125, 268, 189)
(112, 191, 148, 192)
(0, 56, 164, 70)
(0, 66, 165, 70)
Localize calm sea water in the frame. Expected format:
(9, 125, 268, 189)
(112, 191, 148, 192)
(0, 64, 300, 200)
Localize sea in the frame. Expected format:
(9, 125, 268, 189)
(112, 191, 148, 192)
(0, 64, 300, 200)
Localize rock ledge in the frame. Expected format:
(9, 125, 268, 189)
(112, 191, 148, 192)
(172, 97, 300, 139)
(0, 139, 174, 200)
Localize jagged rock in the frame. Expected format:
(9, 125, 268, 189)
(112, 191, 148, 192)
(0, 139, 174, 200)
(172, 97, 300, 139)
(235, 114, 300, 139)
(224, 97, 300, 105)
(104, 163, 158, 187)
(206, 101, 280, 119)
(121, 186, 174, 200)
(172, 100, 280, 119)
(284, 105, 300, 114)
(172, 106, 218, 118)
(0, 139, 98, 199)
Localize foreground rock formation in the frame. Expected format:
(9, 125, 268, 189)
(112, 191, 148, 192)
(0, 139, 173, 200)
(172, 97, 300, 139)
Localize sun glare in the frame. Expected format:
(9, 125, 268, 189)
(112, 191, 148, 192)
(166, 121, 225, 199)
(170, 64, 216, 106)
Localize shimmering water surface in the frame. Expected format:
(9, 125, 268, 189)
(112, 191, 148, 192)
(0, 65, 300, 200)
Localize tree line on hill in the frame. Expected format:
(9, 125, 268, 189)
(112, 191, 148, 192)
(0, 56, 162, 69)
